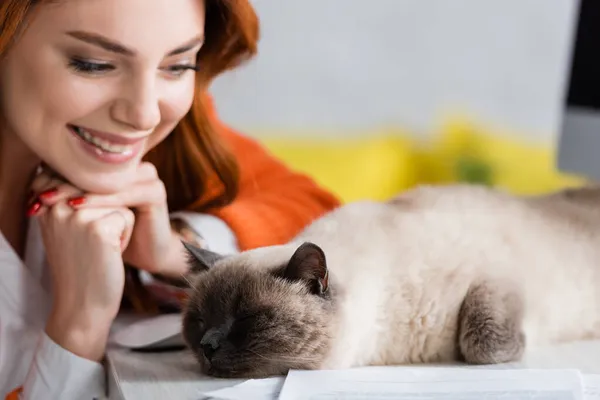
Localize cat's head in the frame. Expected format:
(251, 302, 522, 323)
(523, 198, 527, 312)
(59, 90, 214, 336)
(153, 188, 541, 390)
(181, 241, 340, 378)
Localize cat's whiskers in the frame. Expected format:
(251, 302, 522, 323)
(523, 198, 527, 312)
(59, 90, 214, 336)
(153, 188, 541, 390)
(246, 348, 270, 361)
(180, 273, 194, 287)
(246, 348, 320, 365)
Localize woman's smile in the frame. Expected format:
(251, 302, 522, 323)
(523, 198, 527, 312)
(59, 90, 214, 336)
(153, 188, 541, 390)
(67, 124, 146, 164)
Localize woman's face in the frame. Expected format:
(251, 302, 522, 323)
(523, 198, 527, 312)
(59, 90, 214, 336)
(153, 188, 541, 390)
(0, 0, 205, 193)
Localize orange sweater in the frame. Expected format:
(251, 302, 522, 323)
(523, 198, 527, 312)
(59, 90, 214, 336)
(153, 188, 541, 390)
(195, 96, 341, 250)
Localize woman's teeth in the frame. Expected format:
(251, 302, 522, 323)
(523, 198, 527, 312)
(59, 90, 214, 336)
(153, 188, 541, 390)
(73, 126, 133, 154)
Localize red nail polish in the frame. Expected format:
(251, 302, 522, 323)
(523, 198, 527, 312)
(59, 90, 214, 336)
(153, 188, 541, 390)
(39, 188, 58, 200)
(67, 196, 86, 207)
(26, 201, 41, 217)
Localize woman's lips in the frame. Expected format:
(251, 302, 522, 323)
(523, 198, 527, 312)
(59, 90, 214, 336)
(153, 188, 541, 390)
(67, 124, 146, 165)
(72, 125, 148, 145)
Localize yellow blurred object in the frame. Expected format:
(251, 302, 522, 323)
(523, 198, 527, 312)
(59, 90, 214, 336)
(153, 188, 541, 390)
(261, 133, 419, 203)
(257, 117, 587, 203)
(430, 117, 586, 194)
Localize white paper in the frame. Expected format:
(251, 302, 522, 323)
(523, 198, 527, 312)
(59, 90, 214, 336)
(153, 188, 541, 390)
(278, 367, 585, 400)
(201, 377, 285, 400)
(584, 374, 600, 400)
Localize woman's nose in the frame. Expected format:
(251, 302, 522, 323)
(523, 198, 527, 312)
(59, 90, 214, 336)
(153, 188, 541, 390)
(111, 75, 161, 132)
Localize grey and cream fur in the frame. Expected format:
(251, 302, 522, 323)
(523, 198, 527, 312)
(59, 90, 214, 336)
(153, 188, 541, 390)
(181, 183, 600, 378)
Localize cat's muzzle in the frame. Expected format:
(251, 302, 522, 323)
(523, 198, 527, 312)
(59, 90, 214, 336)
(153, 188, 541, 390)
(200, 327, 223, 361)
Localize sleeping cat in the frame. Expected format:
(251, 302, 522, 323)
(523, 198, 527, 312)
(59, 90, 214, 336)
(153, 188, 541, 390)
(180, 183, 600, 378)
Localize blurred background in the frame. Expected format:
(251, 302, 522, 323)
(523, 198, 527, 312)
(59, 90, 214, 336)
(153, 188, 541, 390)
(209, 0, 587, 203)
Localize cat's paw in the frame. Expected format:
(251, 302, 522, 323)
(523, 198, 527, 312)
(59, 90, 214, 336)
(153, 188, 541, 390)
(457, 279, 526, 364)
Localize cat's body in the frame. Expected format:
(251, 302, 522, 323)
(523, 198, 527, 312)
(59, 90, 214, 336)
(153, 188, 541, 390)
(182, 184, 600, 378)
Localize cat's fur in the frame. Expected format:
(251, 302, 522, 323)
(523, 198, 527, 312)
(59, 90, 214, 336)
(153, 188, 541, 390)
(181, 183, 600, 378)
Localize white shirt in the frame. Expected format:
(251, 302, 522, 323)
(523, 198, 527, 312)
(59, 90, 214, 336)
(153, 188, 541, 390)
(0, 212, 238, 399)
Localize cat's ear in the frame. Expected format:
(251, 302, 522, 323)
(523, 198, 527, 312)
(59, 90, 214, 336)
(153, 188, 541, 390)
(181, 240, 224, 273)
(284, 242, 329, 295)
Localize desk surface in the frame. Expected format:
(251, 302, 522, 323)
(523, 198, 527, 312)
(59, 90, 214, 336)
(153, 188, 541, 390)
(107, 347, 245, 400)
(107, 340, 600, 400)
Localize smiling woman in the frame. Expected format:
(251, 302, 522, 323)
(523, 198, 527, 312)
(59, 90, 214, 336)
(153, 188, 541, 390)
(0, 0, 340, 399)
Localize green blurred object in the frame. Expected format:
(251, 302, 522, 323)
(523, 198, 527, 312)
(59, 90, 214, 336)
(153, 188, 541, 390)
(456, 157, 493, 185)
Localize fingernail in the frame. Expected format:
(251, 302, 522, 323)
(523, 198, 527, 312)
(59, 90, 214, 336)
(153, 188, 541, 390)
(26, 200, 41, 217)
(39, 188, 58, 200)
(67, 196, 86, 207)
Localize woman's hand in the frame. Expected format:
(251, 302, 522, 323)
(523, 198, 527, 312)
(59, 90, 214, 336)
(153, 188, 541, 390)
(28, 170, 135, 361)
(33, 162, 189, 278)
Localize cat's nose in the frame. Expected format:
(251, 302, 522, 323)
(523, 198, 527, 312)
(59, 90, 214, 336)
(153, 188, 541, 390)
(202, 342, 219, 361)
(200, 328, 223, 361)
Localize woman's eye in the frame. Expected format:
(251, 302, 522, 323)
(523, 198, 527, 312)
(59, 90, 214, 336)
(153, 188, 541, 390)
(68, 58, 115, 74)
(68, 57, 198, 78)
(164, 64, 200, 77)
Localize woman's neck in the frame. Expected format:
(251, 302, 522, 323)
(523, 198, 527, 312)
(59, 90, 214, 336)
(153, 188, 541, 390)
(0, 129, 40, 258)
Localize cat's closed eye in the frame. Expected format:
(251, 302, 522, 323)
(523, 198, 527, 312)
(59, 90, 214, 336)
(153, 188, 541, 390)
(190, 316, 205, 330)
(228, 313, 258, 344)
(235, 313, 257, 324)
(230, 313, 256, 331)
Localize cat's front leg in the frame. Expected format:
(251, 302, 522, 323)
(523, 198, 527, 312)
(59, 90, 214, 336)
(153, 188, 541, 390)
(457, 278, 525, 364)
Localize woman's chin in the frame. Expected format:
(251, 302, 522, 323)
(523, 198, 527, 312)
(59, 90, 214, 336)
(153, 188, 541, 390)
(41, 154, 141, 194)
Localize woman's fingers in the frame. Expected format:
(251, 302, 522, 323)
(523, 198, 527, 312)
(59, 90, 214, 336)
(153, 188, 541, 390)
(67, 179, 167, 210)
(40, 204, 136, 252)
(28, 171, 83, 217)
(28, 162, 160, 218)
(29, 170, 58, 194)
(97, 208, 136, 252)
(40, 183, 82, 205)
